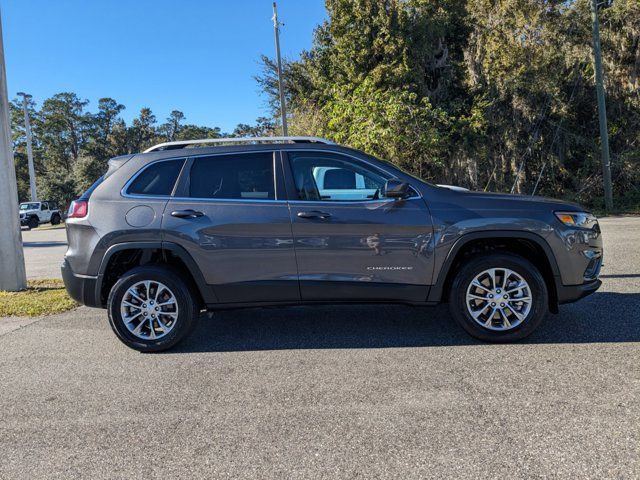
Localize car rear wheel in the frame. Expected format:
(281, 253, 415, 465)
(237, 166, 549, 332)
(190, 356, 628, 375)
(50, 213, 61, 225)
(449, 253, 548, 342)
(107, 266, 199, 352)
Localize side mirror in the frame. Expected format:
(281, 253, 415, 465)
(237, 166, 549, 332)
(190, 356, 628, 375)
(383, 179, 410, 199)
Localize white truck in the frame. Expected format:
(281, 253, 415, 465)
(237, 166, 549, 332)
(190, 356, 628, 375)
(19, 201, 63, 229)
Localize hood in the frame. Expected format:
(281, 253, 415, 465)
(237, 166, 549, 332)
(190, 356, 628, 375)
(438, 187, 585, 212)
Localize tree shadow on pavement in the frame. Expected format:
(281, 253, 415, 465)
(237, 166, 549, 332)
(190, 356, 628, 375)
(22, 241, 67, 248)
(174, 292, 640, 353)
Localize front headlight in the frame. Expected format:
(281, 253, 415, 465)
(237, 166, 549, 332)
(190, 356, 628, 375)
(555, 211, 598, 228)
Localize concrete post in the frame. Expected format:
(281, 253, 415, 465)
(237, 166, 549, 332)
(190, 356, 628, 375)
(0, 10, 27, 291)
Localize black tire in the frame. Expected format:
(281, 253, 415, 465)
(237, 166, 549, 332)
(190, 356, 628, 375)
(50, 213, 61, 225)
(448, 252, 548, 342)
(107, 266, 199, 352)
(27, 216, 39, 229)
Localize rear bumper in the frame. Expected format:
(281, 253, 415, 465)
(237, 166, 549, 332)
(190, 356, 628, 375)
(557, 279, 602, 304)
(61, 258, 101, 308)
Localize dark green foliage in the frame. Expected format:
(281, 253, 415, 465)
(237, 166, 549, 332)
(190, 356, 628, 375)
(257, 0, 639, 207)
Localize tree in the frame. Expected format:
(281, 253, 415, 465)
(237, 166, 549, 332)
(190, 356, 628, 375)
(158, 110, 186, 141)
(128, 107, 158, 153)
(232, 117, 276, 137)
(38, 92, 90, 169)
(84, 97, 125, 160)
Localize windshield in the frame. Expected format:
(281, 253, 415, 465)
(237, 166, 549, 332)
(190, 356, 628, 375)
(19, 203, 39, 211)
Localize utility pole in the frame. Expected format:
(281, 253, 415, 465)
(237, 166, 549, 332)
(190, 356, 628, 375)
(590, 0, 614, 211)
(17, 92, 36, 201)
(0, 10, 27, 291)
(272, 2, 288, 136)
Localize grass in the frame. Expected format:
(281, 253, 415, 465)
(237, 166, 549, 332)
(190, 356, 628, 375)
(0, 279, 76, 317)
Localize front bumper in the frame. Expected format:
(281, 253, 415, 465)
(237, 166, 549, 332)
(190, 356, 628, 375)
(557, 278, 602, 304)
(61, 258, 101, 308)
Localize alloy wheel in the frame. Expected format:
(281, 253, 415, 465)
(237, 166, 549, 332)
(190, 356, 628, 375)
(465, 268, 532, 331)
(120, 280, 179, 340)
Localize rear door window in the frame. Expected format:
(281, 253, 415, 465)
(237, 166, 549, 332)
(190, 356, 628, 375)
(127, 159, 185, 196)
(188, 152, 275, 200)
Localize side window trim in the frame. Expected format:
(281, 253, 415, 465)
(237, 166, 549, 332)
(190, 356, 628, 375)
(122, 157, 187, 199)
(171, 149, 282, 203)
(282, 149, 422, 203)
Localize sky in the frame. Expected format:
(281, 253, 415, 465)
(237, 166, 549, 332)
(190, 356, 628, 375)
(2, 0, 327, 132)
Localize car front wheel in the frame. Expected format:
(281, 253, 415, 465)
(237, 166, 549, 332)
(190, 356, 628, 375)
(107, 266, 199, 352)
(449, 253, 548, 342)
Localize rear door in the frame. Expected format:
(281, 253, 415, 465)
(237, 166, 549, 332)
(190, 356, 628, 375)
(283, 150, 434, 302)
(162, 150, 299, 304)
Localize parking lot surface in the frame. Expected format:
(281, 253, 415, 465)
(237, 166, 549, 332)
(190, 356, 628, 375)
(21, 226, 67, 279)
(1, 217, 638, 479)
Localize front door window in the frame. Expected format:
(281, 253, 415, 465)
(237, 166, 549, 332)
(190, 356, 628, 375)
(288, 152, 389, 202)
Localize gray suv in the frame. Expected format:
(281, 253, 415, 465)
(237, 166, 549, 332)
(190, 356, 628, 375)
(61, 137, 603, 352)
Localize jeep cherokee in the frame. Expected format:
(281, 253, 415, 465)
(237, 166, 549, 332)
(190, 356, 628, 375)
(61, 137, 603, 352)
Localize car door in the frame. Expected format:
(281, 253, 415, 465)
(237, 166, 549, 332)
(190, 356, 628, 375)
(283, 150, 434, 302)
(40, 202, 50, 222)
(162, 150, 299, 304)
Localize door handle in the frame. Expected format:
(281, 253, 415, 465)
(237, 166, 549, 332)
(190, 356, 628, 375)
(171, 209, 204, 219)
(297, 211, 331, 219)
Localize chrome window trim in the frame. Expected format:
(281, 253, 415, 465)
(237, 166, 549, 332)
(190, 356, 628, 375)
(121, 150, 282, 202)
(281, 148, 423, 202)
(121, 157, 187, 200)
(166, 197, 288, 205)
(120, 148, 423, 204)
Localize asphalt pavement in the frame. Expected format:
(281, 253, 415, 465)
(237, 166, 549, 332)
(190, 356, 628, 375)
(21, 226, 67, 279)
(1, 217, 638, 479)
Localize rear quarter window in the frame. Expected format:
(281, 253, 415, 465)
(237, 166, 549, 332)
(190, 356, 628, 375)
(127, 159, 185, 196)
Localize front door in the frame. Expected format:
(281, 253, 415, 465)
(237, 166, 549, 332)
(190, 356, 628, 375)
(283, 150, 434, 302)
(162, 150, 299, 304)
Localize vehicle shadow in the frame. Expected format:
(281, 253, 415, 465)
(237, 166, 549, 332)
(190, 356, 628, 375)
(173, 291, 640, 353)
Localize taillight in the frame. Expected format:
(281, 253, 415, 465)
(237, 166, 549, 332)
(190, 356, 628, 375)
(67, 200, 88, 218)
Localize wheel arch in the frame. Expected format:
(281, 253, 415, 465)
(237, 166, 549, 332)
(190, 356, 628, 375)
(428, 231, 561, 312)
(95, 241, 216, 308)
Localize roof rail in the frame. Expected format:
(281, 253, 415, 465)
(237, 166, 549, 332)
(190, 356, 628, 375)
(143, 136, 335, 153)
